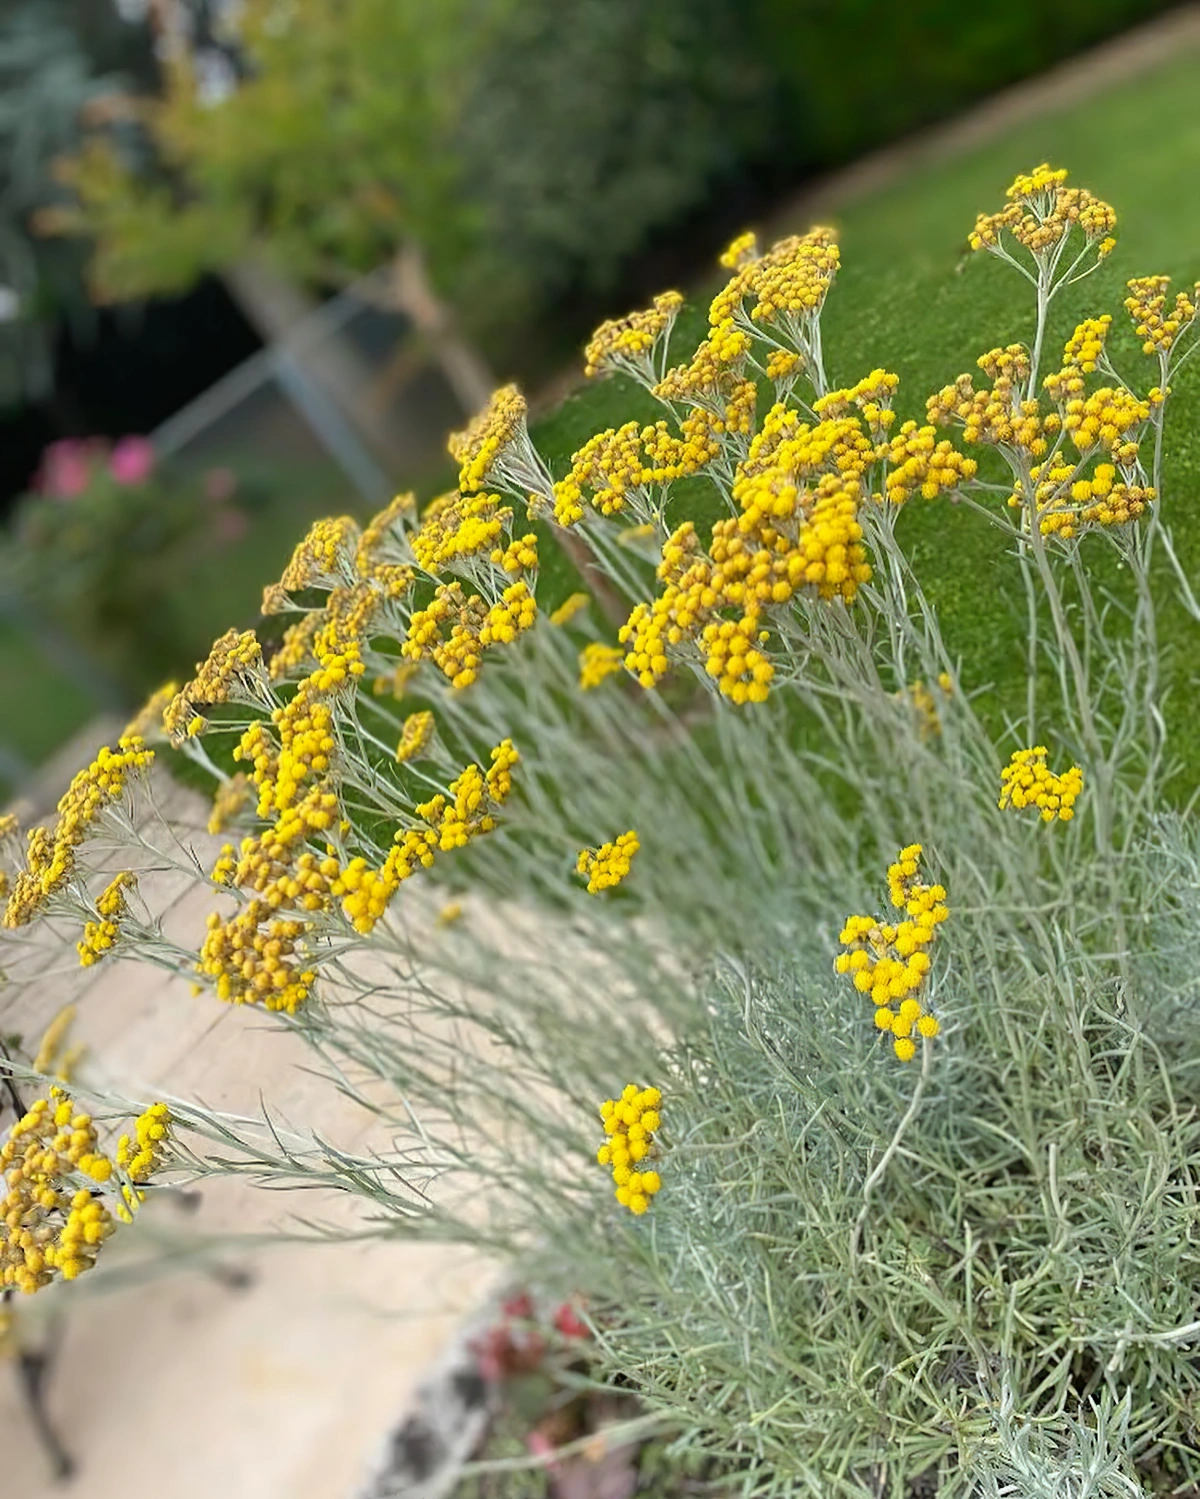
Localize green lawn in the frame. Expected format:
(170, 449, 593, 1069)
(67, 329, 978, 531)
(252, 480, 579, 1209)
(0, 616, 99, 803)
(529, 46, 1200, 800)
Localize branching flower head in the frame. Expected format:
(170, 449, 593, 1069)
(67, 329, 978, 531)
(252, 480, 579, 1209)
(836, 844, 947, 1061)
(1, 1088, 171, 1291)
(1125, 275, 1199, 359)
(584, 291, 684, 383)
(448, 385, 554, 510)
(597, 1085, 663, 1215)
(578, 642, 625, 691)
(577, 831, 640, 893)
(78, 870, 137, 968)
(999, 747, 1083, 822)
(969, 164, 1116, 268)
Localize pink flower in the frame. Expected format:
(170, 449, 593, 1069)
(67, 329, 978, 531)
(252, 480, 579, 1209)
(501, 1292, 534, 1321)
(109, 436, 155, 486)
(552, 1301, 589, 1340)
(37, 439, 94, 498)
(526, 1430, 559, 1469)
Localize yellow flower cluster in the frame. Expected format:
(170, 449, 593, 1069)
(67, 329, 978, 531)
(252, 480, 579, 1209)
(1124, 275, 1199, 356)
(411, 491, 509, 571)
(1, 1089, 169, 1293)
(198, 901, 317, 1012)
(578, 642, 626, 691)
(396, 710, 436, 762)
(815, 368, 899, 439)
(208, 772, 252, 834)
(968, 164, 1116, 258)
(899, 673, 954, 742)
(998, 747, 1083, 822)
(77, 870, 136, 967)
(413, 741, 520, 858)
(596, 1085, 663, 1214)
(835, 844, 947, 1061)
(584, 291, 684, 380)
(1061, 386, 1150, 465)
(553, 421, 706, 528)
(3, 739, 154, 928)
(113, 1102, 172, 1221)
(765, 348, 803, 383)
(482, 581, 539, 647)
(164, 629, 265, 742)
(881, 421, 979, 504)
(448, 384, 529, 494)
(718, 231, 758, 270)
(927, 347, 1056, 458)
(402, 579, 536, 689)
(743, 231, 840, 324)
(577, 831, 639, 893)
(279, 516, 361, 593)
(549, 592, 590, 627)
(1026, 462, 1153, 540)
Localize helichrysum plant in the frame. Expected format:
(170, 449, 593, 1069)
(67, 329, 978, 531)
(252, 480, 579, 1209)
(4, 166, 1200, 1499)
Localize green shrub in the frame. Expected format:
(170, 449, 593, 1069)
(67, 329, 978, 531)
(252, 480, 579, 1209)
(5, 165, 1200, 1497)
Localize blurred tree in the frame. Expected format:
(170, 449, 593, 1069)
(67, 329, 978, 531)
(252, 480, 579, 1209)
(0, 0, 147, 409)
(48, 0, 493, 306)
(452, 0, 775, 334)
(48, 0, 773, 352)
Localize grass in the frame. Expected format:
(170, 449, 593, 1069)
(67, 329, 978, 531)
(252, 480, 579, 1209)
(527, 45, 1200, 800)
(0, 617, 99, 803)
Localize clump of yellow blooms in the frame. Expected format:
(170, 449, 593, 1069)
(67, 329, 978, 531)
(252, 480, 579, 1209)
(928, 346, 1054, 458)
(113, 1102, 172, 1222)
(577, 831, 640, 893)
(77, 870, 136, 967)
(3, 739, 154, 928)
(1062, 385, 1150, 464)
(998, 747, 1083, 822)
(549, 592, 590, 627)
(1, 1088, 171, 1293)
(403, 579, 538, 689)
(279, 516, 361, 593)
(208, 772, 252, 834)
(596, 1085, 663, 1214)
(718, 231, 758, 270)
(449, 385, 530, 494)
(411, 490, 509, 572)
(968, 164, 1116, 260)
(553, 421, 706, 528)
(584, 291, 684, 381)
(164, 629, 265, 742)
(899, 673, 954, 742)
(1124, 275, 1199, 356)
(881, 421, 979, 504)
(578, 643, 626, 691)
(396, 710, 436, 762)
(198, 900, 317, 1012)
(713, 227, 840, 328)
(836, 845, 948, 1061)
